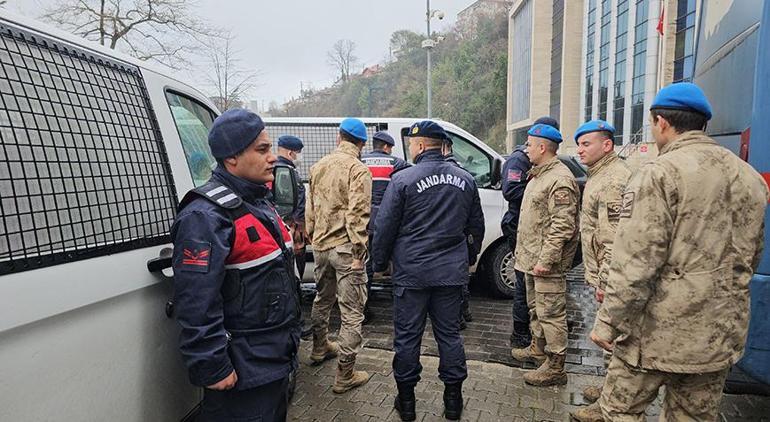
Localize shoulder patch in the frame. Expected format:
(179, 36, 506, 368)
(553, 188, 572, 205)
(606, 201, 622, 221)
(180, 241, 211, 273)
(507, 169, 522, 182)
(619, 192, 635, 218)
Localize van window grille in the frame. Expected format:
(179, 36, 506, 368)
(265, 122, 383, 182)
(0, 22, 177, 275)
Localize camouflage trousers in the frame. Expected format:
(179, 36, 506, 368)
(310, 243, 368, 360)
(524, 273, 568, 355)
(600, 354, 729, 421)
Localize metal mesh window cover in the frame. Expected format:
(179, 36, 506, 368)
(265, 122, 382, 182)
(0, 23, 177, 275)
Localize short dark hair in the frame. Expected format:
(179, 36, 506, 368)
(534, 116, 560, 130)
(372, 139, 389, 151)
(650, 109, 708, 133)
(340, 130, 365, 146)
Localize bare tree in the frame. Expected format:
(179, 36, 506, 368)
(327, 39, 358, 83)
(203, 32, 259, 112)
(41, 0, 218, 68)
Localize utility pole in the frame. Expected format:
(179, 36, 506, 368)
(426, 0, 432, 118)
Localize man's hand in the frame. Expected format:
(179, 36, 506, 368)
(590, 331, 614, 352)
(533, 264, 550, 276)
(207, 370, 237, 391)
(595, 288, 605, 303)
(351, 259, 364, 271)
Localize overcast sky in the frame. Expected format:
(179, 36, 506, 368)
(10, 0, 476, 108)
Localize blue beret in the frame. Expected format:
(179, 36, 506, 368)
(208, 109, 265, 159)
(534, 116, 560, 130)
(340, 118, 368, 142)
(372, 131, 395, 146)
(278, 135, 304, 151)
(528, 123, 563, 144)
(651, 82, 713, 120)
(574, 119, 616, 142)
(406, 120, 449, 141)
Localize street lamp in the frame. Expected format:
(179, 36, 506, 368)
(423, 0, 444, 118)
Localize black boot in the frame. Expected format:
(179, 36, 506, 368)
(300, 321, 313, 340)
(443, 382, 463, 420)
(362, 305, 373, 325)
(394, 383, 416, 421)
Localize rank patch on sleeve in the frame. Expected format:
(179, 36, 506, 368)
(606, 201, 622, 221)
(507, 169, 522, 182)
(180, 241, 211, 273)
(553, 189, 572, 205)
(620, 192, 635, 218)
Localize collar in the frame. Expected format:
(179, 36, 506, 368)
(414, 149, 445, 163)
(336, 140, 362, 158)
(212, 165, 270, 203)
(276, 155, 296, 168)
(587, 151, 619, 176)
(528, 155, 560, 178)
(658, 130, 716, 156)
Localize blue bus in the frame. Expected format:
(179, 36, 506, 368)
(694, 0, 770, 389)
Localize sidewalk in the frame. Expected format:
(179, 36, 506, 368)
(289, 344, 770, 421)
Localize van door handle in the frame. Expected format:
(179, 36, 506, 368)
(147, 247, 174, 273)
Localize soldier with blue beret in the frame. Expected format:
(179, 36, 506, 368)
(373, 120, 485, 421)
(590, 82, 768, 420)
(172, 109, 299, 421)
(503, 117, 560, 351)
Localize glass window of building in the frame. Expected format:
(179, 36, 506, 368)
(673, 0, 697, 82)
(598, 0, 612, 120)
(510, 0, 533, 122)
(585, 0, 597, 121)
(550, 0, 564, 119)
(631, 0, 649, 137)
(613, 0, 630, 144)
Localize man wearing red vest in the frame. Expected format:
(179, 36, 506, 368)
(172, 109, 300, 422)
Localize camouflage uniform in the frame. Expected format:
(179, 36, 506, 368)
(594, 132, 769, 421)
(580, 151, 631, 290)
(514, 156, 580, 356)
(306, 141, 372, 360)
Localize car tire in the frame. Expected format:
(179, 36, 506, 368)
(481, 242, 517, 298)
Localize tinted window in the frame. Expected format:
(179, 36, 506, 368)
(0, 23, 177, 275)
(166, 92, 216, 186)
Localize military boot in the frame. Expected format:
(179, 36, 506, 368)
(332, 357, 370, 394)
(582, 385, 603, 403)
(510, 337, 546, 365)
(393, 383, 416, 421)
(309, 334, 339, 365)
(443, 382, 463, 420)
(569, 401, 604, 422)
(523, 353, 567, 386)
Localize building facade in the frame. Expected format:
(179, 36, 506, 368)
(506, 0, 584, 153)
(507, 0, 699, 154)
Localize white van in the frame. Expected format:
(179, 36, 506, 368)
(0, 11, 237, 421)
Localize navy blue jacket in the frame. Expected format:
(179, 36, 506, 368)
(172, 166, 300, 391)
(361, 150, 409, 229)
(372, 150, 485, 287)
(501, 146, 531, 230)
(274, 155, 306, 224)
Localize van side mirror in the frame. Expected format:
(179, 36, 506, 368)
(490, 157, 503, 187)
(272, 166, 298, 219)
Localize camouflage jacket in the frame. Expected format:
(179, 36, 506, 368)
(306, 141, 372, 259)
(594, 131, 769, 373)
(580, 152, 631, 289)
(514, 156, 580, 275)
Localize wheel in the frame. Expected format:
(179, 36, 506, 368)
(481, 241, 517, 298)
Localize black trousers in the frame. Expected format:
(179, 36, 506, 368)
(502, 222, 531, 347)
(198, 376, 289, 422)
(392, 286, 467, 387)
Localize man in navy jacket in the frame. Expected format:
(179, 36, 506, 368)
(373, 121, 485, 421)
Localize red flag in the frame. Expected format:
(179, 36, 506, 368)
(656, 5, 665, 35)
